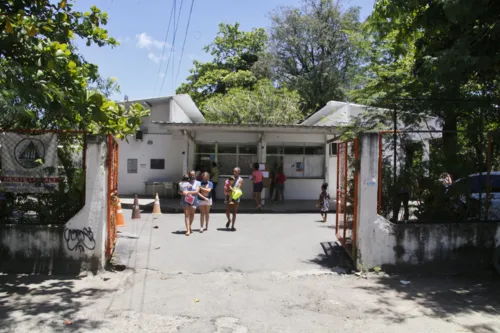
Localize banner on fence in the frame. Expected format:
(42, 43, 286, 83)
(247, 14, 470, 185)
(0, 133, 59, 193)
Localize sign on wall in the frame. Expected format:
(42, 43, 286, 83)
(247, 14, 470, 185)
(0, 133, 59, 193)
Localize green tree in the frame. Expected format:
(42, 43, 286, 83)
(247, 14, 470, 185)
(353, 0, 500, 177)
(176, 23, 269, 111)
(268, 0, 363, 116)
(203, 80, 303, 124)
(0, 0, 149, 138)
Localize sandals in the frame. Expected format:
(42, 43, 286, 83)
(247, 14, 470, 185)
(226, 221, 230, 229)
(231, 227, 236, 232)
(186, 232, 191, 236)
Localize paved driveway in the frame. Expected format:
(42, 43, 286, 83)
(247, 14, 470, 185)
(114, 211, 334, 274)
(2, 211, 500, 332)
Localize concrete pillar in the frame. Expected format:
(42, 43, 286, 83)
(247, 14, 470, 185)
(64, 135, 108, 270)
(355, 133, 380, 269)
(422, 139, 430, 177)
(258, 134, 267, 205)
(182, 134, 188, 175)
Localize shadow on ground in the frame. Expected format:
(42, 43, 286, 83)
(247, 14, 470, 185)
(0, 274, 116, 333)
(358, 274, 500, 330)
(308, 241, 355, 273)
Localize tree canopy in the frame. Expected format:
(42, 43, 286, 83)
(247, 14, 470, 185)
(351, 0, 500, 178)
(203, 80, 303, 124)
(176, 23, 269, 112)
(0, 0, 149, 138)
(268, 0, 363, 115)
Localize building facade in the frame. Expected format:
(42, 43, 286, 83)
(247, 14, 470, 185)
(117, 96, 441, 201)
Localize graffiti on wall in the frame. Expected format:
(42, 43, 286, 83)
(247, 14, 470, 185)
(63, 227, 96, 252)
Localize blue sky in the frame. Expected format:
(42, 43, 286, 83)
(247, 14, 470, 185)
(73, 0, 375, 101)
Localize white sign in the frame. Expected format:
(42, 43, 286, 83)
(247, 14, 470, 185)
(0, 133, 59, 193)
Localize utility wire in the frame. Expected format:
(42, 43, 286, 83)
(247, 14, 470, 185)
(153, 0, 176, 96)
(158, 0, 184, 96)
(175, 0, 195, 86)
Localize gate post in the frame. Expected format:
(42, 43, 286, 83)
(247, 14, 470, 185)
(355, 133, 380, 270)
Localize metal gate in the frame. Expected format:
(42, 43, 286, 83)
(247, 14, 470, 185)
(335, 139, 359, 261)
(106, 135, 119, 260)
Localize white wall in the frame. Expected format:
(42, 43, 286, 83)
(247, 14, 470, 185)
(142, 102, 170, 134)
(328, 155, 338, 199)
(117, 134, 184, 195)
(170, 99, 192, 123)
(355, 133, 500, 271)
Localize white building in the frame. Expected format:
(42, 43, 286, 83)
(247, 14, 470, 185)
(117, 96, 441, 201)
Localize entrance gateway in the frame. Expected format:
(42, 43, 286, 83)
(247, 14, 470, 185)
(335, 138, 360, 261)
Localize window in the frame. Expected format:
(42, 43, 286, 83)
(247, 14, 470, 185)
(127, 159, 138, 174)
(218, 145, 237, 154)
(150, 159, 165, 170)
(195, 143, 215, 172)
(284, 146, 304, 155)
(196, 144, 215, 154)
(239, 145, 257, 155)
(267, 146, 284, 155)
(305, 146, 325, 155)
(217, 144, 258, 175)
(329, 143, 337, 156)
(270, 144, 325, 179)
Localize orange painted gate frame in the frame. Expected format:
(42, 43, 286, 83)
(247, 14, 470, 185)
(335, 138, 359, 262)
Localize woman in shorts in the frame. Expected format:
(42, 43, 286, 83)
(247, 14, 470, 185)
(178, 173, 201, 236)
(251, 162, 264, 209)
(198, 172, 213, 232)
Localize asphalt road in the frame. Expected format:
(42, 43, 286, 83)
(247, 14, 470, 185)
(1, 211, 500, 333)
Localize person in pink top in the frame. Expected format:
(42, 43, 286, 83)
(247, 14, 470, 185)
(251, 162, 264, 209)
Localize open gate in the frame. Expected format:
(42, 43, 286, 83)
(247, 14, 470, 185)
(106, 135, 119, 260)
(335, 139, 359, 261)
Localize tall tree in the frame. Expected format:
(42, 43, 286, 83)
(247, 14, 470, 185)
(176, 23, 269, 111)
(0, 0, 149, 138)
(268, 0, 363, 116)
(353, 0, 500, 176)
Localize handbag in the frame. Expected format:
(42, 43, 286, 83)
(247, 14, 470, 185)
(185, 194, 195, 205)
(232, 188, 243, 200)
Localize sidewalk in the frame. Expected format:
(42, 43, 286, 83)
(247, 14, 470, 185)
(120, 196, 326, 213)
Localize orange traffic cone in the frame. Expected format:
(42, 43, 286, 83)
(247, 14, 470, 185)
(152, 193, 162, 215)
(116, 197, 125, 226)
(131, 194, 141, 219)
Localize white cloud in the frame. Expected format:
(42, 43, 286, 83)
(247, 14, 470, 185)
(136, 33, 168, 50)
(147, 52, 165, 64)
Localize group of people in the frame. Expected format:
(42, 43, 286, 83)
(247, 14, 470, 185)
(178, 167, 244, 236)
(179, 162, 335, 233)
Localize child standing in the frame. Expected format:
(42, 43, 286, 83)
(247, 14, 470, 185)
(224, 176, 235, 205)
(317, 183, 330, 223)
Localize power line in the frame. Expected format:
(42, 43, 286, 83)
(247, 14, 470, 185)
(158, 0, 184, 96)
(175, 0, 195, 87)
(172, 0, 185, 95)
(152, 0, 176, 96)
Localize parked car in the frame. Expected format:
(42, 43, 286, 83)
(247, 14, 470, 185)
(446, 172, 500, 221)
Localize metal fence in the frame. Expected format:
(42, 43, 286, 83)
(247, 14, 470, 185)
(377, 130, 500, 223)
(335, 139, 359, 260)
(0, 130, 87, 225)
(106, 135, 119, 260)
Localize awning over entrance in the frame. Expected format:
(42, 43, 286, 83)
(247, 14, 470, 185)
(152, 121, 343, 136)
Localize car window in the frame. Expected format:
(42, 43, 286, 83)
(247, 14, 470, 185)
(449, 174, 500, 194)
(490, 175, 500, 193)
(470, 174, 500, 193)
